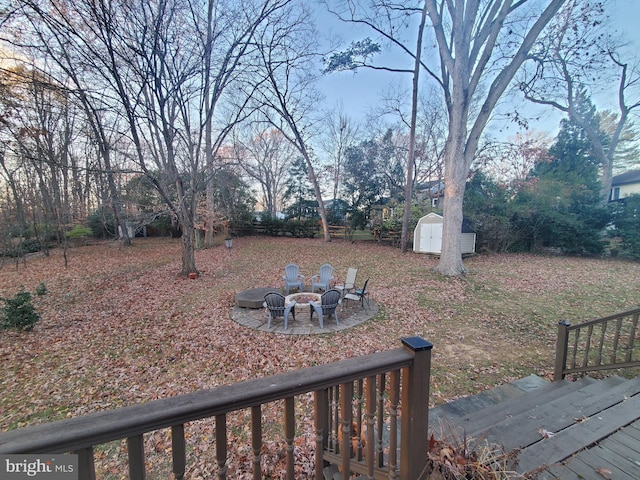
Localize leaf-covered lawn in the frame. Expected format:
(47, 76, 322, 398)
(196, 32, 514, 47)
(1, 237, 639, 478)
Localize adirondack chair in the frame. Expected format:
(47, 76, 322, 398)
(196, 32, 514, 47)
(263, 292, 296, 330)
(282, 263, 304, 294)
(309, 289, 341, 329)
(311, 264, 334, 293)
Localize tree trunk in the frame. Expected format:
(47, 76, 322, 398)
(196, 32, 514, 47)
(400, 0, 428, 253)
(303, 153, 330, 241)
(179, 210, 198, 276)
(181, 229, 197, 276)
(436, 135, 467, 276)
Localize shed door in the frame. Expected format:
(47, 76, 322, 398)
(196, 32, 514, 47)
(420, 223, 442, 253)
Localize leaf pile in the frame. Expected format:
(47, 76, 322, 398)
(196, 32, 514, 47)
(425, 434, 522, 480)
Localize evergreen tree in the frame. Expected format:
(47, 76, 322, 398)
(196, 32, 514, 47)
(282, 157, 318, 221)
(463, 171, 513, 252)
(610, 195, 640, 258)
(514, 97, 610, 255)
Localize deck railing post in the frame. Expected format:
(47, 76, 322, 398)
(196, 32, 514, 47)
(314, 388, 329, 478)
(554, 321, 571, 381)
(75, 447, 96, 480)
(127, 434, 145, 480)
(399, 337, 433, 480)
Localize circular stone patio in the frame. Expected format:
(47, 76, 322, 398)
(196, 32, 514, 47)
(232, 288, 378, 335)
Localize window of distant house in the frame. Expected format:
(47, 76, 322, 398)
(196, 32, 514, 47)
(611, 187, 620, 201)
(431, 197, 439, 208)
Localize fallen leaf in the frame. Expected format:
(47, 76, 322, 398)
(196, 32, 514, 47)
(596, 467, 612, 479)
(538, 428, 555, 438)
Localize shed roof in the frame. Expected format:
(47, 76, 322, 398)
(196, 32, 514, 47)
(417, 213, 475, 233)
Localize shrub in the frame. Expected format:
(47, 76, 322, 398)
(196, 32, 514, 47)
(262, 216, 285, 236)
(1, 289, 41, 331)
(284, 219, 320, 238)
(87, 209, 116, 238)
(610, 195, 640, 259)
(66, 225, 93, 239)
(35, 282, 47, 296)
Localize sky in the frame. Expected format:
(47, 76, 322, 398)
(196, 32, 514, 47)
(315, 0, 640, 140)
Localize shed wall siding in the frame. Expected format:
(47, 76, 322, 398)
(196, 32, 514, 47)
(413, 213, 476, 254)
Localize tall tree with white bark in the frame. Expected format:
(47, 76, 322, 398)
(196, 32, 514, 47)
(425, 0, 565, 275)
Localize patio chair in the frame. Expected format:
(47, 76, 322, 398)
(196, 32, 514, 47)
(309, 289, 341, 329)
(311, 263, 334, 293)
(282, 263, 304, 294)
(334, 267, 358, 299)
(343, 278, 370, 312)
(263, 292, 296, 330)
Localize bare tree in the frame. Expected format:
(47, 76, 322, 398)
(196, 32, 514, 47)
(323, 0, 430, 251)
(0, 65, 96, 266)
(8, 0, 298, 275)
(320, 105, 360, 208)
(475, 131, 550, 187)
(425, 0, 565, 275)
(519, 0, 640, 203)
(251, 4, 332, 239)
(414, 92, 447, 190)
(233, 126, 296, 216)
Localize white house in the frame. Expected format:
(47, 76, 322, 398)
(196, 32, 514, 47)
(610, 170, 640, 201)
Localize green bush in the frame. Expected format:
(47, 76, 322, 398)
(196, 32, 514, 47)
(261, 216, 285, 236)
(35, 282, 47, 296)
(1, 239, 43, 258)
(284, 219, 320, 238)
(1, 289, 41, 332)
(610, 195, 640, 258)
(66, 225, 93, 239)
(87, 208, 116, 238)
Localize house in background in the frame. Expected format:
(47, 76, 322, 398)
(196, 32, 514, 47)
(610, 169, 640, 201)
(415, 180, 445, 208)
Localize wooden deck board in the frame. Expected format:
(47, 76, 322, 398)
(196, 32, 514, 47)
(624, 420, 640, 440)
(476, 376, 640, 451)
(442, 378, 585, 436)
(516, 394, 640, 473)
(565, 456, 628, 480)
(428, 376, 640, 478)
(541, 463, 586, 479)
(576, 445, 637, 480)
(597, 429, 640, 469)
(588, 443, 640, 478)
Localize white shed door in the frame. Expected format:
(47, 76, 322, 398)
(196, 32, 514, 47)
(420, 223, 443, 253)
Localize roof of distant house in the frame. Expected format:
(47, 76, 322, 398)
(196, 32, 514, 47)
(612, 169, 640, 186)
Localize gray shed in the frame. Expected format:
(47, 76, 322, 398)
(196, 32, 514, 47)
(413, 213, 476, 254)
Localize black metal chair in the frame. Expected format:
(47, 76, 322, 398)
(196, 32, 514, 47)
(343, 278, 369, 311)
(263, 292, 296, 330)
(309, 289, 341, 329)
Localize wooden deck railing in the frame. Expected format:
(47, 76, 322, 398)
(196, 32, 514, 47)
(0, 337, 432, 480)
(554, 307, 640, 380)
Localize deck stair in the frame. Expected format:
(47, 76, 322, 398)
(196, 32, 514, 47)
(430, 374, 640, 478)
(324, 374, 640, 479)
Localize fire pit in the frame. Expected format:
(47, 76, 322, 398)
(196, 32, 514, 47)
(285, 292, 321, 310)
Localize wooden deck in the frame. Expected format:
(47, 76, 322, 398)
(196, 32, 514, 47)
(428, 375, 640, 478)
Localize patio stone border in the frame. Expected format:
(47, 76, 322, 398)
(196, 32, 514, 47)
(231, 297, 378, 335)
